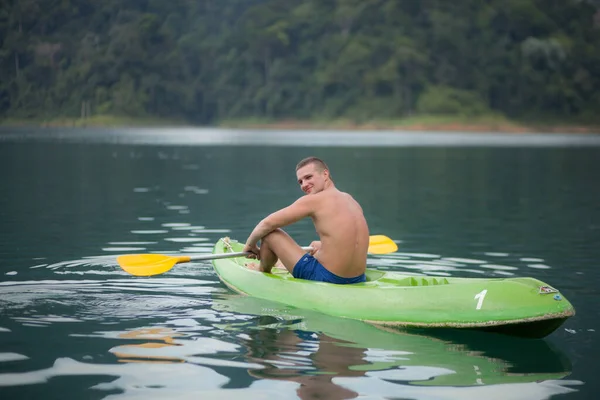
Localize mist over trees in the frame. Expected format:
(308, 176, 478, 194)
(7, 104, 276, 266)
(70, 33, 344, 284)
(1, 0, 599, 124)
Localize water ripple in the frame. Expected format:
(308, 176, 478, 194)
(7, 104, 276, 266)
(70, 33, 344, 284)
(0, 353, 29, 362)
(373, 249, 556, 277)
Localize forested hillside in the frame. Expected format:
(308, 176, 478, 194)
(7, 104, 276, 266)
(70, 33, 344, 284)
(1, 0, 599, 125)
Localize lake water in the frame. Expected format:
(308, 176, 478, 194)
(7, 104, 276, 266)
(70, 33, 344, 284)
(0, 127, 599, 399)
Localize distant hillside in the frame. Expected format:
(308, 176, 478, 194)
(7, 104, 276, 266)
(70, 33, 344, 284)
(1, 0, 599, 125)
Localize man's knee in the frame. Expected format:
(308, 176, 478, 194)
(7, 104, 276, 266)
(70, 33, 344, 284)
(262, 228, 286, 244)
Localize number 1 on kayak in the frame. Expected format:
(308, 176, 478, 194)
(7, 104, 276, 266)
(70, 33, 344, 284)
(475, 289, 488, 310)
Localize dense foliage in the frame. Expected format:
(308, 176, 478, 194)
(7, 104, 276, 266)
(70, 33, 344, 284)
(1, 0, 599, 124)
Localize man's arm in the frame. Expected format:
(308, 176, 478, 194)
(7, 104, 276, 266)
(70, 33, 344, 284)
(245, 195, 316, 248)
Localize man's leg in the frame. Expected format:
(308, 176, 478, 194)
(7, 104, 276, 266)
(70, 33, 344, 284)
(258, 229, 307, 274)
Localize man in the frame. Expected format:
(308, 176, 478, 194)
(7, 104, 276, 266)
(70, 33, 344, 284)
(242, 156, 369, 284)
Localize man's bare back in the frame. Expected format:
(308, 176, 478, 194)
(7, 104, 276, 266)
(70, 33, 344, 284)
(243, 157, 370, 283)
(309, 188, 369, 277)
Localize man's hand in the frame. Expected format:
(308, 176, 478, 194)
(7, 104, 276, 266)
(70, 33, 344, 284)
(308, 241, 322, 256)
(243, 243, 260, 259)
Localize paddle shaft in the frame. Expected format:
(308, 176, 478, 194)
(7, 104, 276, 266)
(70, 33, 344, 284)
(117, 235, 396, 277)
(186, 246, 312, 262)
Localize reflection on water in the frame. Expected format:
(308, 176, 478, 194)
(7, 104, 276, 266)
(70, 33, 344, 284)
(213, 294, 582, 399)
(244, 329, 368, 399)
(0, 358, 235, 396)
(0, 277, 584, 399)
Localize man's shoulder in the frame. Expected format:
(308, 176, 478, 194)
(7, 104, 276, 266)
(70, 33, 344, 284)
(293, 193, 320, 207)
(316, 189, 358, 207)
(333, 189, 355, 201)
(294, 191, 329, 207)
(316, 188, 343, 200)
(296, 188, 350, 205)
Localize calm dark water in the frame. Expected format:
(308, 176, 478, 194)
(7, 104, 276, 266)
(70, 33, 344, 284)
(0, 127, 598, 399)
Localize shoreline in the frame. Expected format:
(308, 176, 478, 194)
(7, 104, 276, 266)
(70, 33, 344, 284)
(219, 121, 600, 134)
(218, 116, 600, 134)
(2, 115, 599, 134)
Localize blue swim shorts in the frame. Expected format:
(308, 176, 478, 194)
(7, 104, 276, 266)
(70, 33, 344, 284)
(292, 254, 366, 284)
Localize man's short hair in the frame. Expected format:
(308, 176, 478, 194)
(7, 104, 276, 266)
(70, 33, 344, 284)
(296, 157, 329, 172)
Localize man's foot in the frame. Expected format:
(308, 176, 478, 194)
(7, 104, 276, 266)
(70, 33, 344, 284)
(244, 262, 287, 274)
(245, 262, 262, 271)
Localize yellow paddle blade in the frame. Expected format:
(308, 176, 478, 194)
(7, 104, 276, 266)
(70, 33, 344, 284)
(117, 254, 191, 277)
(368, 235, 398, 254)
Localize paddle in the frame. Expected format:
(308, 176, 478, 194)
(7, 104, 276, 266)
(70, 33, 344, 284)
(117, 234, 397, 277)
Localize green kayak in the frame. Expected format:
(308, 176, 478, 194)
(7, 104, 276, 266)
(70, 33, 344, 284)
(211, 238, 575, 338)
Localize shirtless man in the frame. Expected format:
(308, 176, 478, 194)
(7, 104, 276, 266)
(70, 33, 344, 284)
(242, 157, 369, 284)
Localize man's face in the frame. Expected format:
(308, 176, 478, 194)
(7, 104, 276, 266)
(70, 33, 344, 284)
(296, 163, 328, 195)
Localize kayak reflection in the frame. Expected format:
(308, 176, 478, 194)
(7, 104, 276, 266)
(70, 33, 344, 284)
(244, 329, 367, 399)
(213, 294, 581, 398)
